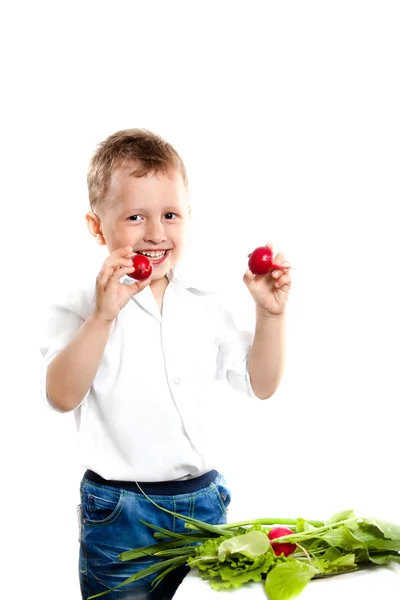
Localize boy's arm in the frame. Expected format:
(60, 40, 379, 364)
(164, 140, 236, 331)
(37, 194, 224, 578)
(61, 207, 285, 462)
(247, 308, 285, 400)
(46, 314, 113, 412)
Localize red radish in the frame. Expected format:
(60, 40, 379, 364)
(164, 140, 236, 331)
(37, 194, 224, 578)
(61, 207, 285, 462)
(248, 246, 287, 276)
(268, 527, 297, 557)
(128, 254, 153, 281)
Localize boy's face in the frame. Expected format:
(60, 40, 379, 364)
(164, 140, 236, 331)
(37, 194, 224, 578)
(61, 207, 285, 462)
(86, 164, 190, 283)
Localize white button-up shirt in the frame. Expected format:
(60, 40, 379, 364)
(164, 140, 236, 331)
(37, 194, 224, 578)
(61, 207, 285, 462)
(40, 264, 260, 482)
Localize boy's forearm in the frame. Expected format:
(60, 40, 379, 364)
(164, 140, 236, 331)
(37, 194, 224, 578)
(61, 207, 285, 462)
(46, 314, 113, 412)
(248, 309, 286, 399)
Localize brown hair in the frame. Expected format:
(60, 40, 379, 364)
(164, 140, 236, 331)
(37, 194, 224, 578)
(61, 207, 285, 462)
(87, 128, 188, 214)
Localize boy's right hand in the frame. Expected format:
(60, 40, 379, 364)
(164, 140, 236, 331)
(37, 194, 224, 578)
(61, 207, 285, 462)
(93, 246, 151, 323)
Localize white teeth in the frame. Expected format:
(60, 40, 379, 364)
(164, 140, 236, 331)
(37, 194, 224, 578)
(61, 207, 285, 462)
(138, 251, 167, 259)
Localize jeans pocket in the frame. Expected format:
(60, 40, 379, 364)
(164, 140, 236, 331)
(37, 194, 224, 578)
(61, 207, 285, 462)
(80, 482, 126, 525)
(212, 473, 232, 515)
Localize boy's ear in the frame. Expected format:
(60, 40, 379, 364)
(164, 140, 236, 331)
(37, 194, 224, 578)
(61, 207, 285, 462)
(187, 204, 192, 217)
(85, 211, 106, 245)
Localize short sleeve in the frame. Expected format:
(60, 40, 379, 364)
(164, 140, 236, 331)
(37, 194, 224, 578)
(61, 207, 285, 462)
(214, 304, 261, 399)
(40, 287, 94, 412)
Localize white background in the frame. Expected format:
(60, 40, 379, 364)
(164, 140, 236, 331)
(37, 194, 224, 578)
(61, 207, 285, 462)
(2, 1, 399, 599)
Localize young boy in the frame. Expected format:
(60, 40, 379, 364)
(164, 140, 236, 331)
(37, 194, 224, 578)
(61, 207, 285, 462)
(40, 129, 291, 600)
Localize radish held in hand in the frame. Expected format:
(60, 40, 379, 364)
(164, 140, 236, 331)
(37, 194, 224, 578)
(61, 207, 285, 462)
(268, 526, 297, 556)
(248, 246, 288, 276)
(128, 254, 153, 281)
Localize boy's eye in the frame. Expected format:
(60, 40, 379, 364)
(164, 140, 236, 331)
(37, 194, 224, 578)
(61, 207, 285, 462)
(128, 215, 143, 221)
(164, 213, 177, 220)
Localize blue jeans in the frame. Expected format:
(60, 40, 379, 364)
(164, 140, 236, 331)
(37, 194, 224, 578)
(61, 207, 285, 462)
(78, 470, 231, 600)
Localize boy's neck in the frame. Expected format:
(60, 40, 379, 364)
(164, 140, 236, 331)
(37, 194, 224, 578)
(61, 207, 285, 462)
(150, 275, 169, 293)
(149, 275, 169, 310)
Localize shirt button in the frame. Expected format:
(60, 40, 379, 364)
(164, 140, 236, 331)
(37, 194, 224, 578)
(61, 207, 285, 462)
(174, 377, 181, 385)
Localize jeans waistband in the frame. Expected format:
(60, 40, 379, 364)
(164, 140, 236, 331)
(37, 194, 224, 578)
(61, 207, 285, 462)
(83, 469, 218, 495)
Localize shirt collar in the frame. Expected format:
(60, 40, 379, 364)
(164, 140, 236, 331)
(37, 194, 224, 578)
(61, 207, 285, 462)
(166, 257, 216, 294)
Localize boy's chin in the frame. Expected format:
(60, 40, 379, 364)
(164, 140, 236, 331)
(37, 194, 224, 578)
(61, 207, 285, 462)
(152, 254, 179, 277)
(150, 264, 173, 281)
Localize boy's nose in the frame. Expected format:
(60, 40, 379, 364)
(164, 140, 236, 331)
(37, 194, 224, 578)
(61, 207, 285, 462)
(144, 221, 167, 244)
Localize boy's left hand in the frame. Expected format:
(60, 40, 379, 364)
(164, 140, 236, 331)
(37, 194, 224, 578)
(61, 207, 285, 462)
(243, 244, 291, 316)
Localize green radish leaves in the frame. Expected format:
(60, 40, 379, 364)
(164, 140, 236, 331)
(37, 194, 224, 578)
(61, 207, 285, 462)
(326, 509, 357, 524)
(362, 518, 400, 541)
(187, 529, 275, 590)
(265, 561, 320, 600)
(218, 530, 270, 561)
(104, 501, 400, 600)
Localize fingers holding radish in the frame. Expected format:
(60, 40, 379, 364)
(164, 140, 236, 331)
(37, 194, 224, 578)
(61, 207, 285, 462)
(244, 244, 292, 315)
(93, 246, 152, 324)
